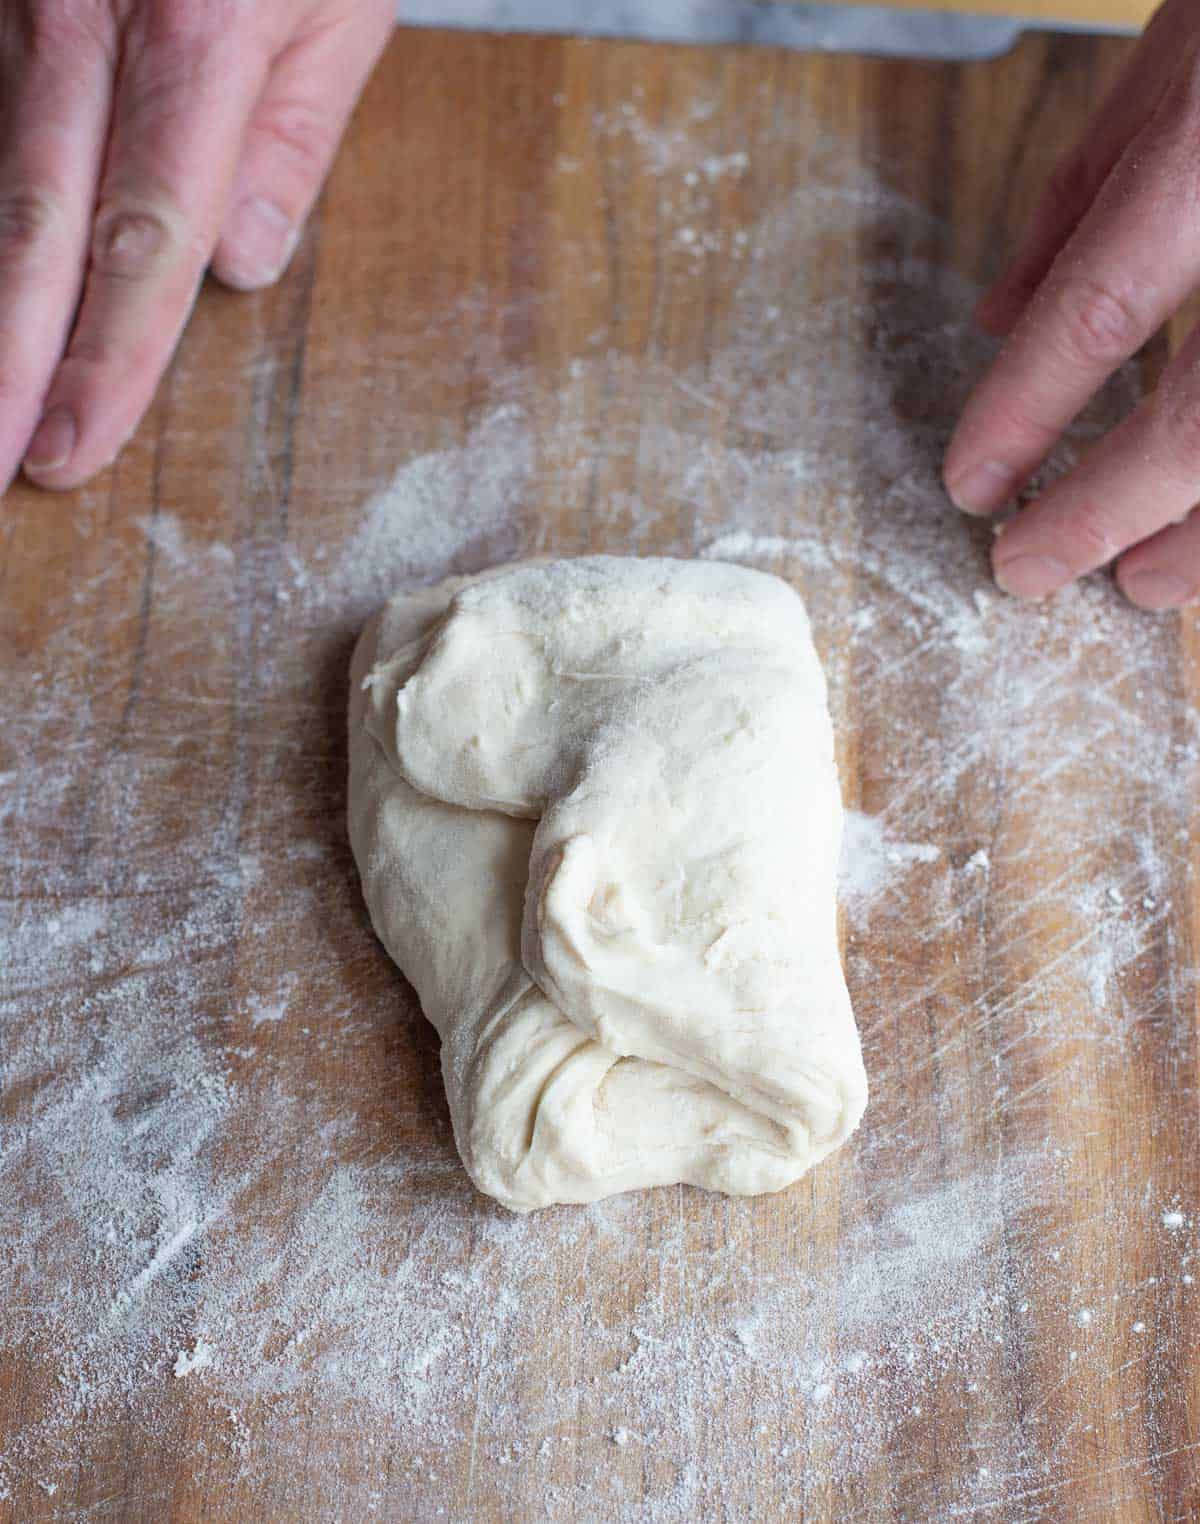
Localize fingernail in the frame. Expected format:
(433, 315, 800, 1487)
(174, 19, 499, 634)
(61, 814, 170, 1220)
(24, 406, 76, 474)
(1120, 568, 1193, 611)
(994, 552, 1072, 600)
(946, 460, 1019, 516)
(221, 198, 298, 290)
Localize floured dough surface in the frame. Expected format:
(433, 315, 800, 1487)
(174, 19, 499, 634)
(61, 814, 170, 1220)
(348, 557, 867, 1211)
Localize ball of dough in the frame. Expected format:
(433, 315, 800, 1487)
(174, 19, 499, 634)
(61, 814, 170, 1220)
(348, 557, 867, 1212)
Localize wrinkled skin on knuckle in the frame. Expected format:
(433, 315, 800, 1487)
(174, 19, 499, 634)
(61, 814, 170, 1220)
(1045, 274, 1147, 369)
(963, 389, 1059, 464)
(1051, 498, 1129, 570)
(90, 198, 179, 279)
(253, 97, 337, 174)
(0, 186, 68, 269)
(64, 317, 165, 381)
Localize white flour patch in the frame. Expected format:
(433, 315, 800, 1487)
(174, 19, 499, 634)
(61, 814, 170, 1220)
(333, 404, 530, 619)
(245, 974, 300, 1028)
(43, 901, 107, 950)
(174, 1338, 216, 1378)
(136, 511, 234, 571)
(701, 530, 834, 570)
(840, 809, 940, 921)
(246, 995, 287, 1027)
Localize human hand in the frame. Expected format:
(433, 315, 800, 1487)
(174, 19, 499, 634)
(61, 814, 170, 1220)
(0, 0, 394, 492)
(944, 0, 1200, 611)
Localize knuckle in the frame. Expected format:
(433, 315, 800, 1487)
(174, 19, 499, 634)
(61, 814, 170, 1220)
(90, 201, 180, 281)
(1047, 274, 1145, 368)
(62, 327, 156, 385)
(252, 98, 336, 175)
(971, 392, 1058, 461)
(0, 188, 68, 269)
(1054, 499, 1126, 568)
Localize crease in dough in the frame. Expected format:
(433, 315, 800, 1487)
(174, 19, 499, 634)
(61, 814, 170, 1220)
(348, 556, 867, 1212)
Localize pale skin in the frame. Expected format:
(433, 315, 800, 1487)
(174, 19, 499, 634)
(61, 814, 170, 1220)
(0, 0, 394, 491)
(3, 0, 1196, 618)
(945, 0, 1200, 611)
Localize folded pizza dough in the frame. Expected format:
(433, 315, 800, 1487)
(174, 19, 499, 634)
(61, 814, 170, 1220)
(348, 557, 867, 1211)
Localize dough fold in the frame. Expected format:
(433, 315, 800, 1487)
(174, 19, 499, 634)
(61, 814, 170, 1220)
(348, 557, 867, 1211)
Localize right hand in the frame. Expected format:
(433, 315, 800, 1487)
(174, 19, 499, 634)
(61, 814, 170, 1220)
(944, 0, 1200, 610)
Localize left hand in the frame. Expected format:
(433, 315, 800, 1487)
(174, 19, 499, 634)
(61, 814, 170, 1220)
(943, 0, 1200, 611)
(0, 0, 395, 495)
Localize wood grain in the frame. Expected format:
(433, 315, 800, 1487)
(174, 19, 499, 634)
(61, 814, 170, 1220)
(3, 24, 1198, 1524)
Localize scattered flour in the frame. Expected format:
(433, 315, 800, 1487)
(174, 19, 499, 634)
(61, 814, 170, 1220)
(2, 107, 1197, 1524)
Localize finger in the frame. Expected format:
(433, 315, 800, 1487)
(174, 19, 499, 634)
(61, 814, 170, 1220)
(211, 4, 395, 292)
(990, 321, 1200, 599)
(23, 10, 270, 488)
(944, 36, 1200, 519)
(0, 8, 112, 489)
(978, 0, 1191, 336)
(1116, 508, 1200, 611)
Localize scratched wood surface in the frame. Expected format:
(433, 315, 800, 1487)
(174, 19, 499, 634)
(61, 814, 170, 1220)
(3, 25, 1198, 1524)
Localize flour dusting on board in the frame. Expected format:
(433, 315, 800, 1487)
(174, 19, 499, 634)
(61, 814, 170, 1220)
(839, 809, 940, 919)
(3, 118, 1198, 1522)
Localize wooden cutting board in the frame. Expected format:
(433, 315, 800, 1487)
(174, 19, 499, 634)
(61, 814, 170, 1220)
(3, 24, 1198, 1524)
(840, 0, 1152, 25)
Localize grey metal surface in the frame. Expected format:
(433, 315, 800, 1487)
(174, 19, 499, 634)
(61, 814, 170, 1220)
(396, 1, 1127, 61)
